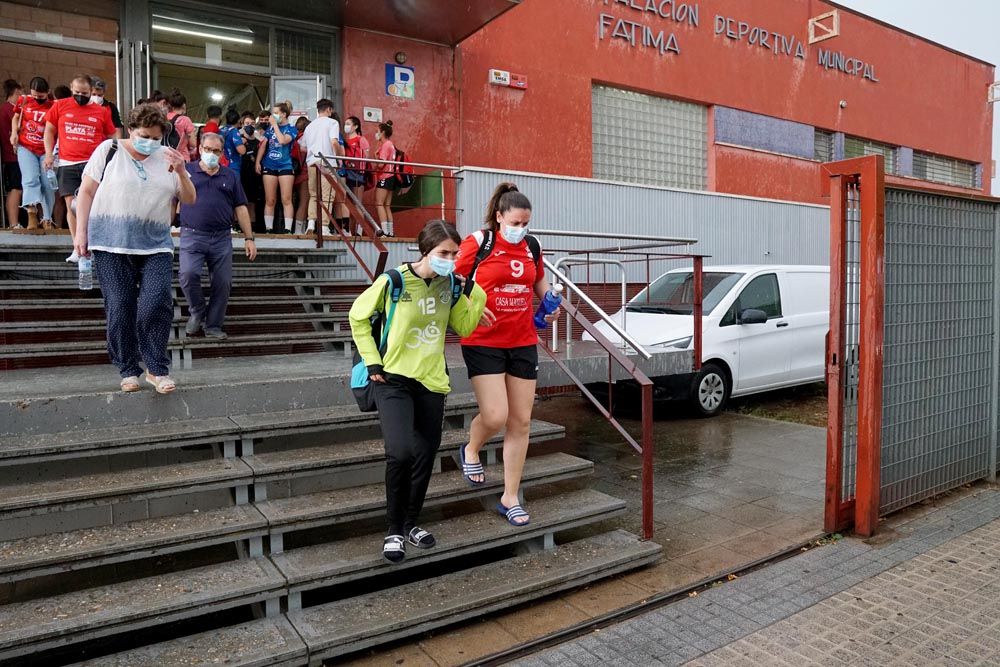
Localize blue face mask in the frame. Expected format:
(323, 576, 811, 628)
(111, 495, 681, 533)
(201, 152, 220, 168)
(501, 223, 529, 245)
(428, 255, 455, 277)
(132, 137, 160, 156)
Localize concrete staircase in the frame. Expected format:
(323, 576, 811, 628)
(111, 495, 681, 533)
(0, 239, 360, 370)
(0, 371, 659, 665)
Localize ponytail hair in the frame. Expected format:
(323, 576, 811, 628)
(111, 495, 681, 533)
(484, 182, 532, 231)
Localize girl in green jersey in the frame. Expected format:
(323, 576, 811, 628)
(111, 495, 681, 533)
(349, 220, 487, 563)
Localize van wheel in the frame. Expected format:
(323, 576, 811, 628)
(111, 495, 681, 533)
(689, 363, 729, 417)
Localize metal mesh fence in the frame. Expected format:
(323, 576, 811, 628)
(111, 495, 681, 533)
(841, 184, 861, 502)
(879, 188, 997, 513)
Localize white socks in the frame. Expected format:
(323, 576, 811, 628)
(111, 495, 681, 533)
(264, 215, 274, 231)
(306, 219, 315, 233)
(384, 221, 394, 236)
(284, 217, 293, 234)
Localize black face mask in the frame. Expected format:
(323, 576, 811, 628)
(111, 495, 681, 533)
(73, 94, 90, 106)
(34, 96, 47, 105)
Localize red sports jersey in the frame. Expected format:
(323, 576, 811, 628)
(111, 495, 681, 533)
(45, 98, 115, 164)
(456, 230, 543, 349)
(14, 95, 53, 155)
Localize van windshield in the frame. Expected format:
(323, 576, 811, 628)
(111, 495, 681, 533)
(628, 272, 743, 315)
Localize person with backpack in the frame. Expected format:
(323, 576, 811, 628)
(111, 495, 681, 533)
(71, 103, 195, 394)
(342, 115, 370, 235)
(255, 102, 298, 234)
(349, 219, 487, 563)
(165, 89, 197, 161)
(43, 74, 116, 261)
(373, 120, 397, 237)
(219, 108, 246, 177)
(454, 183, 559, 528)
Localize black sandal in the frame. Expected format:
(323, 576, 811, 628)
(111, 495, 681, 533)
(383, 535, 406, 563)
(407, 526, 436, 549)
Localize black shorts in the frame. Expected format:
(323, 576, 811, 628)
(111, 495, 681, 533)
(1, 161, 22, 193)
(345, 171, 365, 189)
(462, 344, 539, 381)
(376, 176, 397, 190)
(262, 167, 294, 177)
(57, 163, 86, 197)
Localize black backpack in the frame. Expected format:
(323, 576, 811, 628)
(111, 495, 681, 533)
(164, 113, 186, 149)
(467, 229, 541, 294)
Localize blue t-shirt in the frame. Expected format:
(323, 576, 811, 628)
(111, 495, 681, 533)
(261, 124, 298, 171)
(220, 126, 244, 175)
(179, 163, 249, 233)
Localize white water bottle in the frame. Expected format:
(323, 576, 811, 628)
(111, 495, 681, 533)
(45, 168, 58, 190)
(78, 256, 93, 291)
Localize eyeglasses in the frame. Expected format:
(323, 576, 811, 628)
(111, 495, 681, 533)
(128, 156, 148, 181)
(200, 147, 223, 155)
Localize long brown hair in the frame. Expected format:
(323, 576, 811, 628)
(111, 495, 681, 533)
(484, 182, 532, 232)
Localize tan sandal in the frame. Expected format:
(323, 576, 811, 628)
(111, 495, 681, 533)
(145, 373, 176, 394)
(120, 376, 141, 392)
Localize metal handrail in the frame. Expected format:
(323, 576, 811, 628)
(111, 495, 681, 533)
(545, 260, 649, 360)
(530, 228, 698, 246)
(323, 154, 464, 173)
(314, 157, 388, 280)
(552, 257, 628, 354)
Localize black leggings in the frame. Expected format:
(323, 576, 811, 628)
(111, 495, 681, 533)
(375, 374, 446, 536)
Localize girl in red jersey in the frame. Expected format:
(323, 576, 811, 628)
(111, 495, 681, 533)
(11, 77, 54, 230)
(454, 182, 560, 526)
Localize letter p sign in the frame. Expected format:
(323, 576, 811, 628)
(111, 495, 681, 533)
(386, 64, 415, 99)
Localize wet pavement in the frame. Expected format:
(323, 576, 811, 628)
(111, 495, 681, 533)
(336, 396, 826, 666)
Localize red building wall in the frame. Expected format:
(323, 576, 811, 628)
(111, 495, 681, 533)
(457, 0, 995, 201)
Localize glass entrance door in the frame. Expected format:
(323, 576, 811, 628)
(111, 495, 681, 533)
(271, 76, 327, 120)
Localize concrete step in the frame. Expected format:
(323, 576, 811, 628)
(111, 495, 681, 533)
(275, 489, 626, 598)
(245, 420, 565, 483)
(0, 393, 480, 463)
(0, 261, 352, 273)
(0, 331, 352, 358)
(229, 392, 479, 441)
(0, 294, 357, 310)
(70, 616, 308, 667)
(290, 530, 661, 664)
(0, 278, 356, 290)
(0, 312, 348, 333)
(0, 557, 285, 663)
(0, 416, 239, 464)
(0, 505, 267, 583)
(257, 452, 593, 542)
(0, 457, 252, 517)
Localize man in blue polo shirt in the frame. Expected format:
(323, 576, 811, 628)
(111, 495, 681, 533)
(178, 132, 257, 339)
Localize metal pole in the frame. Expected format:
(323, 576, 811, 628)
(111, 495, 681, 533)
(129, 42, 137, 109)
(641, 382, 654, 540)
(145, 42, 152, 101)
(114, 40, 122, 111)
(693, 256, 703, 371)
(530, 228, 698, 245)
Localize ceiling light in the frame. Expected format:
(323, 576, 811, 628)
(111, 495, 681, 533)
(151, 14, 253, 34)
(153, 24, 253, 45)
(210, 92, 224, 102)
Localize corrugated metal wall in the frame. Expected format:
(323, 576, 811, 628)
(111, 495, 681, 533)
(879, 188, 998, 513)
(455, 168, 829, 282)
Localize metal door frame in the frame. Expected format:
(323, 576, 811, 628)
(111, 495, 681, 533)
(822, 155, 885, 537)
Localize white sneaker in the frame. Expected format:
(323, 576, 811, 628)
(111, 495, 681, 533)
(65, 251, 80, 263)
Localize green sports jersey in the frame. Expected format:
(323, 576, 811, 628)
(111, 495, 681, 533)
(349, 265, 487, 394)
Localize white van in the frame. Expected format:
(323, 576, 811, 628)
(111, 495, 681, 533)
(586, 265, 829, 417)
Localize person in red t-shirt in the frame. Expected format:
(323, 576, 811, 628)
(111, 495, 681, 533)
(11, 77, 55, 230)
(454, 182, 560, 527)
(44, 74, 116, 261)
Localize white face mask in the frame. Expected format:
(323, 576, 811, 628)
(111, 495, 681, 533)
(375, 132, 381, 141)
(344, 124, 354, 134)
(501, 223, 529, 245)
(90, 94, 103, 105)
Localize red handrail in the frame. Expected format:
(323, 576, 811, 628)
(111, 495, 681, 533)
(313, 159, 388, 281)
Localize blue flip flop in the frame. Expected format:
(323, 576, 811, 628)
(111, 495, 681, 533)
(460, 443, 486, 487)
(497, 501, 530, 526)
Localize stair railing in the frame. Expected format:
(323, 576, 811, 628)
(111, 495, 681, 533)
(315, 156, 388, 281)
(532, 230, 706, 541)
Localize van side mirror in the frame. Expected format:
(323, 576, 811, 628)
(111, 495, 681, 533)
(739, 309, 768, 325)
